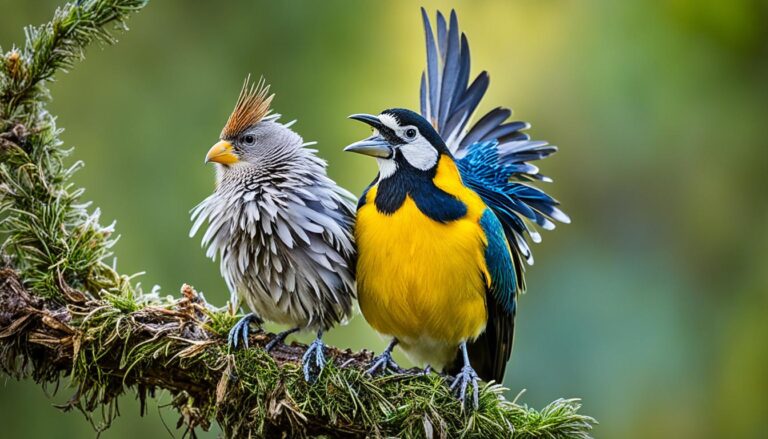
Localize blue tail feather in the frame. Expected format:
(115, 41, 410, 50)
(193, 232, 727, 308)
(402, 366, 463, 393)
(420, 9, 568, 384)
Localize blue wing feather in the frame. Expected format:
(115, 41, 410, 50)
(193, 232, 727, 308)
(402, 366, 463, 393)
(421, 8, 439, 124)
(436, 12, 447, 59)
(480, 210, 517, 312)
(438, 11, 461, 126)
(419, 9, 569, 273)
(421, 8, 569, 383)
(458, 141, 570, 267)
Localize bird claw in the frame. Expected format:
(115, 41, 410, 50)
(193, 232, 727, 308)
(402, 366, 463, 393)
(265, 327, 300, 352)
(450, 365, 480, 410)
(365, 349, 400, 376)
(227, 313, 262, 350)
(302, 337, 326, 383)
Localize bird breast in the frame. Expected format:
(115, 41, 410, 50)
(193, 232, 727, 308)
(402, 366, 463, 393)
(354, 157, 492, 367)
(190, 172, 356, 331)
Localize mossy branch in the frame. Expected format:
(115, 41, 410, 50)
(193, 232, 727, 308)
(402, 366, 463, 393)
(0, 268, 595, 438)
(0, 1, 597, 437)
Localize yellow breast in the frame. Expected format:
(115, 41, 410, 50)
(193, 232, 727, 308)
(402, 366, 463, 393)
(354, 157, 491, 366)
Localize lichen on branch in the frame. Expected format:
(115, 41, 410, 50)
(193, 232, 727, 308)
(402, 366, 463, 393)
(0, 1, 596, 437)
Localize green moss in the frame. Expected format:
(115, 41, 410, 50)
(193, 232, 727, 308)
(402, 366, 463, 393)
(203, 308, 242, 338)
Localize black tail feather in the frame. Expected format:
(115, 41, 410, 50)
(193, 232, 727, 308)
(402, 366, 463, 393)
(446, 300, 516, 384)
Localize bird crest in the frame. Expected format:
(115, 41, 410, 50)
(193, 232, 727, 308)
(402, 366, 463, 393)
(221, 75, 274, 139)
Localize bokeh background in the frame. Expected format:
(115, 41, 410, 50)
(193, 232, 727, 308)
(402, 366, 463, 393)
(2, 1, 767, 437)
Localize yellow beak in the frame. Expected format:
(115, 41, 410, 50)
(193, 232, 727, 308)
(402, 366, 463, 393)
(205, 140, 239, 165)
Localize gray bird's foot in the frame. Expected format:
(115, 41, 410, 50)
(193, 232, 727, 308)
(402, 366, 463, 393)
(366, 349, 400, 376)
(227, 313, 263, 350)
(449, 364, 480, 410)
(265, 327, 300, 352)
(302, 334, 326, 383)
(366, 338, 399, 376)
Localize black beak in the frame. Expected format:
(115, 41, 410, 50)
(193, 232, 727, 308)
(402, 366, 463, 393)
(345, 114, 393, 159)
(348, 113, 386, 131)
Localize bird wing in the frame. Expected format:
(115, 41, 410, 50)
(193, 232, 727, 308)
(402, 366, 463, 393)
(419, 9, 570, 273)
(457, 142, 569, 270)
(478, 209, 518, 382)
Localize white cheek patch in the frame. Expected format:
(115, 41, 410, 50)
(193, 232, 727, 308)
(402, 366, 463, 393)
(376, 158, 398, 179)
(399, 135, 438, 171)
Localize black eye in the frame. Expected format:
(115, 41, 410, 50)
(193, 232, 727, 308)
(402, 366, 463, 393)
(242, 134, 256, 146)
(405, 128, 417, 139)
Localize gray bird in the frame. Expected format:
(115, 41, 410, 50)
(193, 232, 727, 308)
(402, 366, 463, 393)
(190, 77, 356, 381)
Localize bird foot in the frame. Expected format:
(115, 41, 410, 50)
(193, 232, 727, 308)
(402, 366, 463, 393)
(365, 349, 400, 376)
(265, 327, 299, 352)
(302, 337, 326, 383)
(449, 364, 480, 410)
(227, 313, 263, 350)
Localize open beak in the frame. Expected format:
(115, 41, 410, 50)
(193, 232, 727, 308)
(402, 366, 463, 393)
(205, 140, 239, 165)
(344, 114, 393, 159)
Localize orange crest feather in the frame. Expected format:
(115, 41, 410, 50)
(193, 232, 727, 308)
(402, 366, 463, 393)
(220, 75, 274, 139)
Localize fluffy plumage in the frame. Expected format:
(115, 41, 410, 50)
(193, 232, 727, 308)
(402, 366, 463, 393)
(190, 80, 356, 334)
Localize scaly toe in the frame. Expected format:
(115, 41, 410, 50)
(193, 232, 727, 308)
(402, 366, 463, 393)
(302, 340, 326, 383)
(364, 357, 386, 375)
(365, 351, 399, 376)
(315, 344, 326, 369)
(451, 366, 480, 410)
(227, 314, 261, 350)
(264, 338, 279, 352)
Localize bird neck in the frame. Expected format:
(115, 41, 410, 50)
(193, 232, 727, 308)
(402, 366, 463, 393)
(374, 154, 467, 223)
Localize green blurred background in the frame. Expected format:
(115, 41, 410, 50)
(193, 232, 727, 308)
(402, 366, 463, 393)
(2, 0, 767, 437)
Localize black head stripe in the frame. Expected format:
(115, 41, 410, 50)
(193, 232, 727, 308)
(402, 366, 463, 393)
(381, 108, 450, 155)
(378, 124, 405, 146)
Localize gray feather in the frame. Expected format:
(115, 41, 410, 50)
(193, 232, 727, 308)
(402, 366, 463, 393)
(190, 122, 356, 331)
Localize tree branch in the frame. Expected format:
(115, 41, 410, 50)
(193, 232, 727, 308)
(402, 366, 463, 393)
(0, 1, 596, 437)
(0, 266, 595, 438)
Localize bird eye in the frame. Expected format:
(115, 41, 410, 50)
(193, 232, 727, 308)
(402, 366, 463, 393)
(404, 128, 417, 139)
(242, 134, 256, 146)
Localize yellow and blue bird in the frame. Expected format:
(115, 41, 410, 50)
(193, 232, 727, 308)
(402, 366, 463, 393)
(344, 9, 569, 407)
